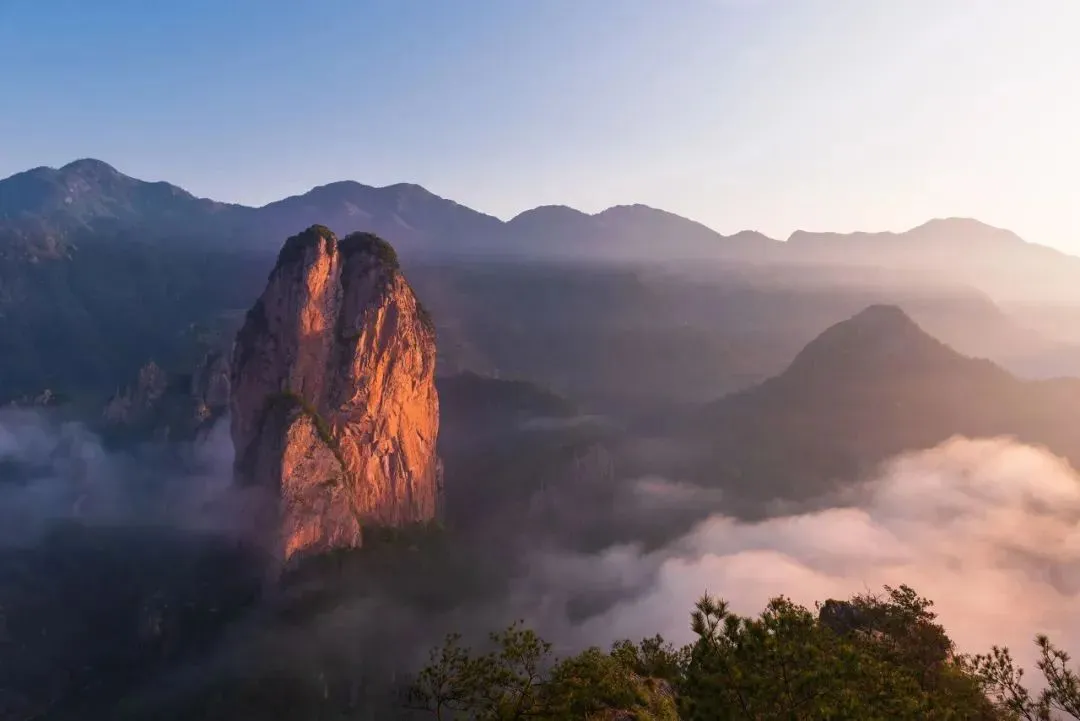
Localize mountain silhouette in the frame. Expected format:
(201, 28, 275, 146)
(786, 217, 1080, 304)
(659, 305, 1080, 510)
(0, 159, 235, 245)
(252, 180, 504, 256)
(3, 159, 1080, 403)
(6, 159, 1075, 292)
(776, 303, 998, 385)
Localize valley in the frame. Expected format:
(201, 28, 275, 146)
(2, 162, 1080, 719)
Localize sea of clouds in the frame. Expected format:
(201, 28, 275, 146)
(3, 405, 1080, 684)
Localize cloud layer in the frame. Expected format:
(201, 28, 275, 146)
(0, 409, 268, 544)
(4, 408, 1080, 697)
(571, 436, 1080, 670)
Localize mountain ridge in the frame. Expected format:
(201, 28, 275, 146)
(746, 303, 1015, 399)
(647, 304, 1080, 512)
(4, 159, 1080, 404)
(0, 158, 1065, 264)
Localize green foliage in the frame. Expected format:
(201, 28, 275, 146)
(281, 520, 449, 594)
(408, 623, 678, 720)
(0, 233, 267, 403)
(545, 646, 678, 721)
(965, 635, 1080, 720)
(411, 585, 1080, 721)
(407, 621, 551, 720)
(416, 296, 436, 336)
(678, 585, 1009, 719)
(266, 390, 346, 471)
(681, 590, 960, 720)
(275, 224, 336, 269)
(363, 519, 447, 549)
(340, 231, 400, 271)
(610, 635, 688, 685)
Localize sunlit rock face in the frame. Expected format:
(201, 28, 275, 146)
(230, 224, 441, 562)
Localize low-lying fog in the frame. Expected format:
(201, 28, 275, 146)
(2, 408, 1078, 697)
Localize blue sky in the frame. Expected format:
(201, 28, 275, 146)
(2, 1, 1078, 250)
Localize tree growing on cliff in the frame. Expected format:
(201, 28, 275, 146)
(406, 584, 1080, 720)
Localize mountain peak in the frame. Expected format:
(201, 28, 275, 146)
(273, 225, 401, 277)
(231, 226, 439, 562)
(339, 231, 400, 270)
(786, 217, 1023, 249)
(509, 205, 591, 223)
(0, 157, 212, 230)
(727, 229, 773, 241)
(780, 304, 966, 383)
(274, 224, 336, 266)
(809, 303, 929, 354)
(381, 181, 430, 195)
(908, 217, 1023, 247)
(596, 203, 663, 217)
(912, 217, 1000, 232)
(847, 303, 915, 328)
(60, 158, 120, 176)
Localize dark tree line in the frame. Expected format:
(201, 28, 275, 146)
(407, 585, 1080, 721)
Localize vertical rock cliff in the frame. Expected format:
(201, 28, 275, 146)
(230, 225, 441, 562)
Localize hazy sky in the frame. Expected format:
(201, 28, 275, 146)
(2, 1, 1078, 250)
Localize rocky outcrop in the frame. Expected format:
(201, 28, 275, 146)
(818, 599, 871, 636)
(100, 351, 230, 442)
(5, 388, 64, 409)
(230, 224, 440, 562)
(191, 349, 231, 424)
(102, 361, 170, 425)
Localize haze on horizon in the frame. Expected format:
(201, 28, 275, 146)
(2, 0, 1078, 252)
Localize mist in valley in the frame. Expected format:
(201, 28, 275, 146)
(3, 402, 1079, 717)
(4, 3, 1080, 718)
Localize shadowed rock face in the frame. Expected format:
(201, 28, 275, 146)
(100, 351, 231, 443)
(230, 225, 440, 562)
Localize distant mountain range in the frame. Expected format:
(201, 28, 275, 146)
(3, 158, 1080, 405)
(641, 304, 1080, 512)
(6, 162, 1080, 720)
(2, 159, 1078, 304)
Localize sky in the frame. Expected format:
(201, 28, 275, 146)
(2, 0, 1079, 251)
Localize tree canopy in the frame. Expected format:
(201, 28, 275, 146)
(407, 585, 1080, 721)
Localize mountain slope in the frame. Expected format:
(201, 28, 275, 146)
(0, 159, 244, 256)
(0, 159, 223, 225)
(0, 160, 782, 260)
(3, 160, 1077, 283)
(3, 159, 1080, 405)
(504, 203, 777, 260)
(253, 181, 504, 256)
(653, 305, 1080, 510)
(0, 238, 269, 402)
(0, 160, 504, 256)
(786, 217, 1080, 304)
